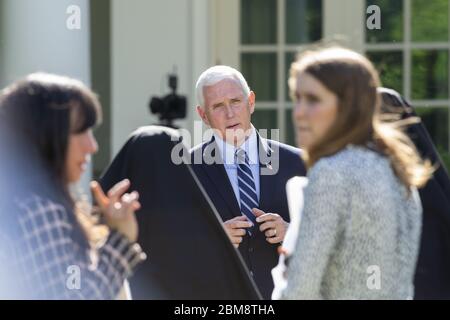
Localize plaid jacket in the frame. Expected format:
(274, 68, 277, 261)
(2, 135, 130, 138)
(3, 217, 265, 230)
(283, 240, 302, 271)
(0, 194, 146, 299)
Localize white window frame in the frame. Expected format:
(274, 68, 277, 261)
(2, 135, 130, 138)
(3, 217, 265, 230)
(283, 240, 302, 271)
(212, 0, 328, 143)
(363, 0, 450, 151)
(211, 0, 449, 150)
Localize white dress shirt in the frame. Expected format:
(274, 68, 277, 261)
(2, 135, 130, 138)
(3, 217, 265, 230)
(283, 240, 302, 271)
(213, 126, 260, 206)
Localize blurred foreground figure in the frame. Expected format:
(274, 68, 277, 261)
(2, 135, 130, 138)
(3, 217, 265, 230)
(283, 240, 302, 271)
(100, 126, 261, 299)
(277, 47, 432, 300)
(379, 87, 450, 299)
(0, 73, 145, 299)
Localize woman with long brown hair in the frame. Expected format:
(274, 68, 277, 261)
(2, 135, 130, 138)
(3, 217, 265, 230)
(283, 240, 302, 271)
(279, 47, 433, 299)
(0, 73, 145, 299)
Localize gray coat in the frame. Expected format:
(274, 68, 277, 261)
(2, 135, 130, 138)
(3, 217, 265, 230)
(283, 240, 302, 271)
(281, 145, 422, 300)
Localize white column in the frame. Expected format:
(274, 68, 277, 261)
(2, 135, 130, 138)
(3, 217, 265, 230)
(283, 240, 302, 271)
(323, 0, 365, 53)
(211, 0, 240, 67)
(0, 0, 90, 86)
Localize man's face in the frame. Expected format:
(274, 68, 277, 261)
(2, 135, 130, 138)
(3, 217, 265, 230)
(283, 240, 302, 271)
(197, 79, 255, 146)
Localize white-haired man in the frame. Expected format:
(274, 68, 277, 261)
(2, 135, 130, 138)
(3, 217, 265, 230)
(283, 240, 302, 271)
(190, 65, 306, 299)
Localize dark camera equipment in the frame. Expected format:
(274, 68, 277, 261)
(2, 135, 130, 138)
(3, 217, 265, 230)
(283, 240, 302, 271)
(149, 74, 187, 128)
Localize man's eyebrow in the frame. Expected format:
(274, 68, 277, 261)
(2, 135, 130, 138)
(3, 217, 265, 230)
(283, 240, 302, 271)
(212, 102, 224, 108)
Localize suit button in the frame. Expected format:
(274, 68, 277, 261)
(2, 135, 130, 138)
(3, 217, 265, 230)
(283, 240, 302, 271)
(250, 271, 254, 277)
(249, 247, 254, 253)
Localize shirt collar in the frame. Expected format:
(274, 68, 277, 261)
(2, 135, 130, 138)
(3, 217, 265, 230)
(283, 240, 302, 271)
(213, 125, 259, 165)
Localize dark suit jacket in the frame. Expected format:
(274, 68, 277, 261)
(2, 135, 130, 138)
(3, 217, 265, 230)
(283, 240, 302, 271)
(190, 133, 306, 299)
(380, 88, 450, 299)
(100, 126, 261, 300)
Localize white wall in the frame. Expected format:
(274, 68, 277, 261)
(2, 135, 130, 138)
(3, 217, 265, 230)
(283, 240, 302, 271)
(1, 0, 214, 162)
(111, 0, 212, 155)
(0, 0, 91, 87)
(0, 0, 93, 191)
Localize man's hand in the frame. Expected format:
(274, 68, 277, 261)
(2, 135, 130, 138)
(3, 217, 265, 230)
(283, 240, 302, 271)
(252, 208, 289, 244)
(223, 216, 253, 248)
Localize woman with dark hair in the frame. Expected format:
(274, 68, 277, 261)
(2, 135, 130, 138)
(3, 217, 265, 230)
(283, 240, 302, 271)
(278, 47, 433, 299)
(0, 73, 145, 299)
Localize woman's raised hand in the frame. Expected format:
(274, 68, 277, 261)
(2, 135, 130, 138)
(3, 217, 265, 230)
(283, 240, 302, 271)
(91, 179, 140, 242)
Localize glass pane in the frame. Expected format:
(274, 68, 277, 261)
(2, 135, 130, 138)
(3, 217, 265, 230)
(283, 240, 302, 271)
(286, 52, 297, 102)
(415, 107, 449, 171)
(286, 0, 322, 44)
(241, 0, 277, 44)
(285, 109, 296, 147)
(412, 50, 449, 100)
(441, 152, 450, 173)
(412, 0, 448, 42)
(366, 51, 403, 94)
(241, 53, 277, 101)
(366, 0, 403, 43)
(252, 109, 278, 140)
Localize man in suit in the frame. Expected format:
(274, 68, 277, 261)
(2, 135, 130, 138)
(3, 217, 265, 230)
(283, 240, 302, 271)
(379, 88, 450, 299)
(190, 65, 306, 299)
(100, 126, 261, 300)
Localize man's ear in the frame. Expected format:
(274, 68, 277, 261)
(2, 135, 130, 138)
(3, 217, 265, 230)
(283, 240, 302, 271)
(196, 106, 210, 126)
(248, 91, 256, 114)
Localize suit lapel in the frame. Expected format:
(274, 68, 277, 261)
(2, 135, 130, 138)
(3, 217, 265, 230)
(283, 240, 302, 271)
(257, 134, 277, 211)
(200, 138, 241, 221)
(198, 134, 277, 219)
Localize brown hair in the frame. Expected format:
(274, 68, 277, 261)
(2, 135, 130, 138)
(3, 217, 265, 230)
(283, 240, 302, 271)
(289, 47, 432, 189)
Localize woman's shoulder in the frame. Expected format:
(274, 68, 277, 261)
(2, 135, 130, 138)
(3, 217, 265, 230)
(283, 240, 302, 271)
(15, 193, 66, 211)
(13, 193, 72, 229)
(311, 145, 387, 173)
(307, 145, 391, 190)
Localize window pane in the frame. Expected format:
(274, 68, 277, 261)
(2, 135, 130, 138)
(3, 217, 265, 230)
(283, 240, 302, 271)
(412, 0, 448, 42)
(241, 0, 277, 44)
(366, 51, 403, 94)
(366, 0, 403, 43)
(252, 109, 278, 140)
(285, 109, 296, 147)
(441, 152, 450, 173)
(412, 50, 449, 100)
(241, 53, 277, 101)
(286, 0, 322, 44)
(415, 107, 449, 171)
(285, 52, 297, 102)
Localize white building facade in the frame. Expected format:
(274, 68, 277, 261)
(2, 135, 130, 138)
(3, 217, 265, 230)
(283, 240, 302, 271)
(1, 0, 449, 178)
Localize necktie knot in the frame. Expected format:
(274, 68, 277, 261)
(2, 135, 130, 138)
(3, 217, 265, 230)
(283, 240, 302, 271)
(235, 148, 247, 164)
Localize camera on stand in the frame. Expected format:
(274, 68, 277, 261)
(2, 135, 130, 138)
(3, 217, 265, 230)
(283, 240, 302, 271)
(149, 74, 187, 129)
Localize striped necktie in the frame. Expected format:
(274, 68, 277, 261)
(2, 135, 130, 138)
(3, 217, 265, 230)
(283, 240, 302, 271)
(235, 148, 259, 226)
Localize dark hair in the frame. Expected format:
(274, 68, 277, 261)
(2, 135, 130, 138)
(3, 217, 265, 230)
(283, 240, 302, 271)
(0, 73, 101, 190)
(378, 87, 414, 117)
(0, 73, 105, 246)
